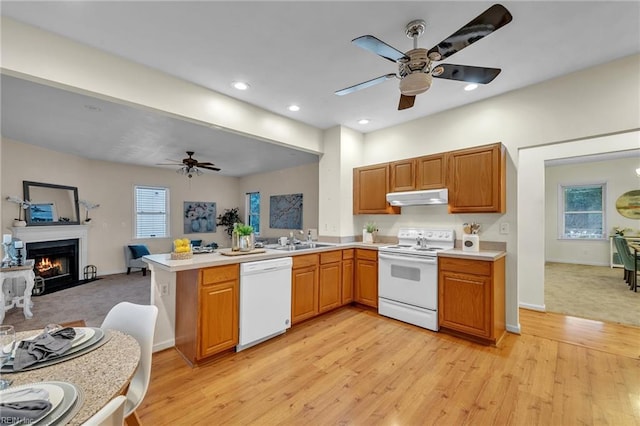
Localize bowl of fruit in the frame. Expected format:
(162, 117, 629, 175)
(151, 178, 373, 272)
(171, 238, 193, 260)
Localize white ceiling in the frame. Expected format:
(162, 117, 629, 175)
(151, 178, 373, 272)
(1, 1, 639, 177)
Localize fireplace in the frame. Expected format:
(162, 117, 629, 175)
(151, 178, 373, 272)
(26, 239, 80, 294)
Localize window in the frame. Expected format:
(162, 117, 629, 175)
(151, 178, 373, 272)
(134, 185, 169, 238)
(559, 183, 605, 239)
(246, 192, 260, 234)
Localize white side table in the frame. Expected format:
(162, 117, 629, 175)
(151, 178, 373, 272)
(0, 259, 35, 324)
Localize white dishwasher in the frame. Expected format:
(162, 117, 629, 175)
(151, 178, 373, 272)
(237, 257, 293, 352)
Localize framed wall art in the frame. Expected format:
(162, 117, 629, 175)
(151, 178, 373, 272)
(184, 201, 216, 233)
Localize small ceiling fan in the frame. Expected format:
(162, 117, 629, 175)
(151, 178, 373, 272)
(335, 4, 512, 110)
(157, 151, 221, 178)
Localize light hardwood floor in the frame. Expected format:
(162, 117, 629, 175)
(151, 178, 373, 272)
(139, 307, 640, 425)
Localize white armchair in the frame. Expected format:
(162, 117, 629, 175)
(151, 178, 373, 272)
(124, 245, 149, 276)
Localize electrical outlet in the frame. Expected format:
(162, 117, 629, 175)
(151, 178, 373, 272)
(160, 283, 169, 296)
(500, 222, 509, 234)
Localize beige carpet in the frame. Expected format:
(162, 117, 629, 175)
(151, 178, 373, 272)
(545, 262, 640, 327)
(3, 272, 151, 332)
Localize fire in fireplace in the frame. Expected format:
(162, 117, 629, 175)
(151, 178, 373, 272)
(26, 239, 79, 295)
(36, 256, 67, 279)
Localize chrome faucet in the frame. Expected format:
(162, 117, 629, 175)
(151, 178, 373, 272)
(289, 230, 304, 246)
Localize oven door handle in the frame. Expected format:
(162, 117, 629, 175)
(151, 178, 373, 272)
(378, 253, 437, 264)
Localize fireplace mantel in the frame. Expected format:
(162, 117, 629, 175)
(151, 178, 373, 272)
(11, 225, 88, 274)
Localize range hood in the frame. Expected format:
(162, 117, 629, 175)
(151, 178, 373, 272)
(386, 189, 448, 206)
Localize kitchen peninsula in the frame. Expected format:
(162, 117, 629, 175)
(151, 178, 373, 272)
(143, 242, 506, 364)
(143, 245, 349, 355)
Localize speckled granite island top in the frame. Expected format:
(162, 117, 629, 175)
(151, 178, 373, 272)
(10, 329, 140, 425)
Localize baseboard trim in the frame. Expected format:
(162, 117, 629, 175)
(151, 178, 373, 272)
(506, 323, 521, 334)
(519, 302, 545, 312)
(153, 338, 175, 353)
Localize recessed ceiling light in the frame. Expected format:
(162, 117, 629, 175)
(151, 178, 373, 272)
(288, 104, 300, 112)
(358, 119, 370, 125)
(464, 83, 478, 91)
(232, 81, 250, 90)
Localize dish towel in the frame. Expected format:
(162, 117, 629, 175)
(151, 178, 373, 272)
(0, 399, 52, 424)
(12, 327, 76, 371)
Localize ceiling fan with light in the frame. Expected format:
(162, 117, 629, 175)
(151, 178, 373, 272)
(157, 151, 221, 178)
(335, 4, 512, 110)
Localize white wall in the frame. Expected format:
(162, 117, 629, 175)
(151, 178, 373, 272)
(238, 163, 319, 239)
(1, 138, 320, 273)
(518, 131, 640, 311)
(359, 54, 640, 332)
(545, 156, 640, 265)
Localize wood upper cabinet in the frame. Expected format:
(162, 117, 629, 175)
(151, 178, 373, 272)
(438, 256, 505, 345)
(354, 249, 378, 308)
(390, 159, 416, 192)
(416, 153, 446, 190)
(175, 264, 239, 365)
(319, 251, 342, 313)
(447, 143, 506, 213)
(389, 154, 446, 193)
(341, 249, 354, 305)
(291, 254, 319, 324)
(353, 163, 400, 215)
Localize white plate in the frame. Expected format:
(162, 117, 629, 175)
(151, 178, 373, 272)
(0, 382, 64, 425)
(71, 327, 95, 348)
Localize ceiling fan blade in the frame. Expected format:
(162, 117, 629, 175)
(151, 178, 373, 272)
(398, 94, 416, 110)
(335, 73, 396, 96)
(432, 64, 501, 84)
(156, 162, 182, 166)
(428, 4, 512, 61)
(195, 162, 215, 166)
(352, 35, 409, 63)
(199, 165, 221, 171)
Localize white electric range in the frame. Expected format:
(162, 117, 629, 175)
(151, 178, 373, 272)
(378, 228, 455, 331)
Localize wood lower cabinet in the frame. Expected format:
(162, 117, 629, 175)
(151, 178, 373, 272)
(341, 249, 354, 304)
(319, 251, 342, 313)
(355, 248, 378, 308)
(175, 264, 239, 365)
(353, 163, 400, 215)
(438, 256, 505, 345)
(447, 142, 506, 213)
(291, 254, 319, 324)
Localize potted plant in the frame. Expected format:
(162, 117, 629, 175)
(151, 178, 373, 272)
(363, 222, 377, 244)
(236, 224, 254, 252)
(216, 208, 241, 239)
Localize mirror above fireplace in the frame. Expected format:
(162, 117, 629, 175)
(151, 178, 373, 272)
(23, 181, 80, 226)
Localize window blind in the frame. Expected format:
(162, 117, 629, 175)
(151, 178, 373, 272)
(135, 186, 169, 238)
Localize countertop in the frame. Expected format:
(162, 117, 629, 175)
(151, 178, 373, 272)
(438, 249, 506, 261)
(143, 242, 505, 271)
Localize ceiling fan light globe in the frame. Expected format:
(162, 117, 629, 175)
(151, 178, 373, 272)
(399, 72, 432, 96)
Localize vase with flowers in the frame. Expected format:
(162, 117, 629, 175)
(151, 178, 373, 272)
(5, 196, 30, 227)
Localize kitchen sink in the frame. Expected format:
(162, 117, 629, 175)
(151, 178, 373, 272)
(273, 243, 336, 251)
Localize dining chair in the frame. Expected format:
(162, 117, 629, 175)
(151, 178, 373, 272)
(81, 395, 126, 426)
(101, 302, 158, 426)
(613, 236, 639, 291)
